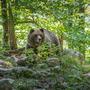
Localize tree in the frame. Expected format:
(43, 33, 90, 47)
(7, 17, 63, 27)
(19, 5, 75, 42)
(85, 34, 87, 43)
(8, 2, 17, 49)
(1, 0, 9, 48)
(1, 0, 17, 50)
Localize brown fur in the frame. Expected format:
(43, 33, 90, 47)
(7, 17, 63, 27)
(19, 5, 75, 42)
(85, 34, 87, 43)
(26, 28, 60, 49)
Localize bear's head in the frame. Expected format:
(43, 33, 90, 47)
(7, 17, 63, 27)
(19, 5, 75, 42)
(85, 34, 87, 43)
(28, 28, 45, 48)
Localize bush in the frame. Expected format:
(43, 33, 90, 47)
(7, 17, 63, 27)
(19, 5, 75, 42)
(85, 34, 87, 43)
(12, 44, 90, 90)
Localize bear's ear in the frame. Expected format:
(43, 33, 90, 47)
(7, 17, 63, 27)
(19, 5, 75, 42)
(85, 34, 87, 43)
(40, 28, 44, 32)
(30, 29, 34, 33)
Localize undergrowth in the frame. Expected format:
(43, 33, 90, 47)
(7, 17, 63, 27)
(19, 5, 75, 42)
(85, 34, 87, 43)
(12, 44, 90, 90)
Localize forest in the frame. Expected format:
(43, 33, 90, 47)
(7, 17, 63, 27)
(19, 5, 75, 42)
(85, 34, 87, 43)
(0, 0, 90, 90)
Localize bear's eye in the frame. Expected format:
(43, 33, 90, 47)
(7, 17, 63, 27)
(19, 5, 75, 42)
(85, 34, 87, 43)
(39, 35, 42, 37)
(34, 34, 37, 37)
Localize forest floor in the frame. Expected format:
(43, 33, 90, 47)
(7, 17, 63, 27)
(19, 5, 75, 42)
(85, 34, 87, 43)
(0, 48, 90, 90)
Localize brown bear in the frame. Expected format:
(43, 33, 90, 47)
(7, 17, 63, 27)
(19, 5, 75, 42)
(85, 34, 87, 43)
(26, 28, 60, 50)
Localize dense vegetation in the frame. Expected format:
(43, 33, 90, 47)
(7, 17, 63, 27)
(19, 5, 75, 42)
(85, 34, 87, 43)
(0, 0, 90, 90)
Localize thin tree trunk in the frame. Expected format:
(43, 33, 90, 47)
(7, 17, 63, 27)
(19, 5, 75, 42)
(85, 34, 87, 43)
(1, 0, 9, 48)
(8, 3, 17, 50)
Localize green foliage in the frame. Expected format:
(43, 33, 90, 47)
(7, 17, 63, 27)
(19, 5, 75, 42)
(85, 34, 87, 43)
(26, 43, 59, 63)
(0, 42, 90, 89)
(0, 0, 90, 89)
(0, 0, 89, 57)
(12, 44, 90, 90)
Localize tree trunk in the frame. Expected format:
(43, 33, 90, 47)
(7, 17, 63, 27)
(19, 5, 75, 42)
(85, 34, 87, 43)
(1, 0, 9, 48)
(8, 3, 17, 50)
